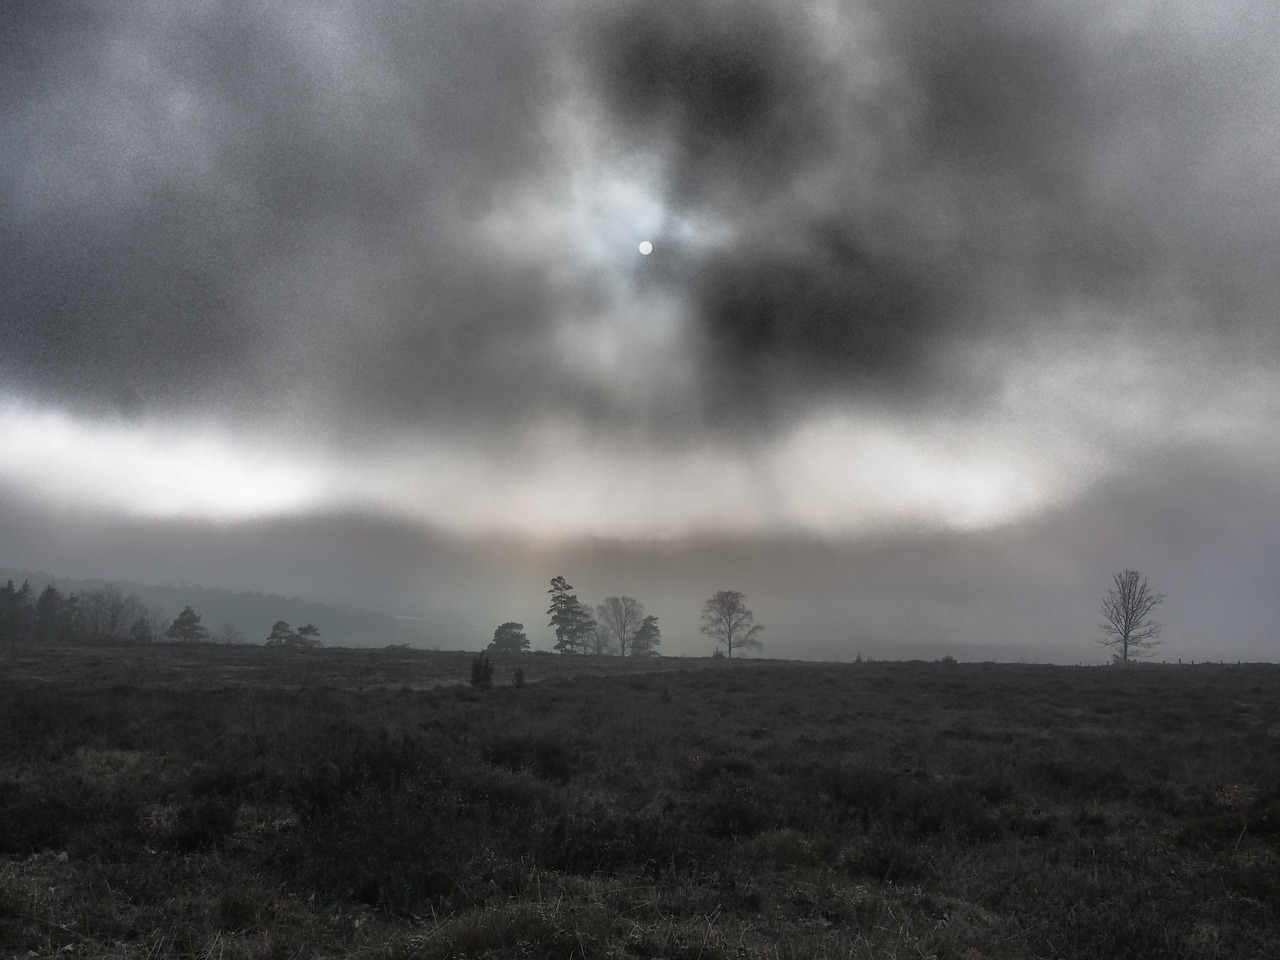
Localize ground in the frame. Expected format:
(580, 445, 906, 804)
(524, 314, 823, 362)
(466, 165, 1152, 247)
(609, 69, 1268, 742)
(1, 644, 1277, 958)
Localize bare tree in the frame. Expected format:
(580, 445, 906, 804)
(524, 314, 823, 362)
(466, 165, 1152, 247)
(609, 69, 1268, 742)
(597, 596, 645, 657)
(78, 588, 110, 642)
(80, 584, 149, 643)
(217, 622, 247, 645)
(582, 618, 616, 655)
(1098, 569, 1164, 663)
(700, 590, 763, 658)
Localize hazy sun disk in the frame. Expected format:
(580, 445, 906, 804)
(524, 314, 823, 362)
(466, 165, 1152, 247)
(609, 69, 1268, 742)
(638, 240, 653, 255)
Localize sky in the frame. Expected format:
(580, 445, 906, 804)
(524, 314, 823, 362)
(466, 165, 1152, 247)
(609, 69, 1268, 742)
(3, 0, 1279, 661)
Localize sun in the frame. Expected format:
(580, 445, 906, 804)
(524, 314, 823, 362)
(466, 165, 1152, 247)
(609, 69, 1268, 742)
(638, 240, 653, 255)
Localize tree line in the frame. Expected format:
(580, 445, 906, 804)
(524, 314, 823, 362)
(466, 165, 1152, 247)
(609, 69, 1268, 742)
(0, 579, 321, 647)
(0, 580, 167, 645)
(2, 567, 1170, 661)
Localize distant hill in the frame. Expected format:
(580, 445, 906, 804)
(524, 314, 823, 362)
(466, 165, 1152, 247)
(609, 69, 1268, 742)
(0, 567, 451, 647)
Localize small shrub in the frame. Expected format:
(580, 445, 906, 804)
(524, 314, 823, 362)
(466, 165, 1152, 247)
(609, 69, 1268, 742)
(471, 653, 494, 688)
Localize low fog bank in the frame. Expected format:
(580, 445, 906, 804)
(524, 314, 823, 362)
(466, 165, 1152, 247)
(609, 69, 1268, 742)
(4, 449, 1276, 664)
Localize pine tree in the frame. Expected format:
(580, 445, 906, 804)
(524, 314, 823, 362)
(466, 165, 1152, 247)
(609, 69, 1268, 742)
(632, 614, 662, 657)
(166, 606, 209, 643)
(0, 580, 35, 643)
(547, 576, 592, 654)
(489, 622, 530, 654)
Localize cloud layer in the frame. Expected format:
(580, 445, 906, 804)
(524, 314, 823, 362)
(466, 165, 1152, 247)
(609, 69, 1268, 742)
(6, 0, 1277, 430)
(3, 1, 1279, 658)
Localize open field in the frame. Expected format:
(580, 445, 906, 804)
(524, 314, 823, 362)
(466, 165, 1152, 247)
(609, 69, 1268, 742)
(0, 644, 727, 691)
(1, 645, 1278, 959)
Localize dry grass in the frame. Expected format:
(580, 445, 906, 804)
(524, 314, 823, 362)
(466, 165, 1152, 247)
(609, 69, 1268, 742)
(1, 644, 1278, 958)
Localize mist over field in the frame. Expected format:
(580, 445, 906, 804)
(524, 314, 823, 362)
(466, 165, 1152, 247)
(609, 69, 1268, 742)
(3, 0, 1279, 661)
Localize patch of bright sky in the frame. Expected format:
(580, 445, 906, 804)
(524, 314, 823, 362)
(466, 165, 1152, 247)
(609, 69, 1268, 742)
(0, 396, 1068, 539)
(6, 320, 1277, 541)
(0, 405, 329, 520)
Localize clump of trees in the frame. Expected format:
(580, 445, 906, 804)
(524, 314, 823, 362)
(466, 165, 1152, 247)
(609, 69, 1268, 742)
(700, 590, 763, 658)
(1098, 569, 1164, 663)
(265, 620, 322, 648)
(1, 579, 166, 645)
(547, 578, 661, 656)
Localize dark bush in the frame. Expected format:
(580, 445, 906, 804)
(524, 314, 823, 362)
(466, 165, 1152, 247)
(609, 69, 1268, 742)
(471, 653, 494, 688)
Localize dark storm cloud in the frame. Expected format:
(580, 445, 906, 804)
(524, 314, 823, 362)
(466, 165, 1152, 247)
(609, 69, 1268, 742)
(1, 0, 574, 425)
(690, 224, 938, 415)
(582, 0, 1280, 409)
(579, 0, 833, 205)
(3, 0, 1278, 434)
(875, 0, 1280, 318)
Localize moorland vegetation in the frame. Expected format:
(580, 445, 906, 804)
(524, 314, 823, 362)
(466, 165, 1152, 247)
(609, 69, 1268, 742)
(0, 645, 1277, 959)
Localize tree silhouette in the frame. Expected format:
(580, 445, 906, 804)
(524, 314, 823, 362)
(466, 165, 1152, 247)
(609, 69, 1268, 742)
(547, 576, 593, 654)
(166, 606, 209, 643)
(34, 584, 65, 644)
(632, 614, 662, 657)
(489, 621, 530, 654)
(266, 620, 292, 645)
(700, 590, 763, 658)
(266, 620, 321, 647)
(583, 617, 616, 655)
(294, 623, 321, 647)
(0, 580, 34, 643)
(597, 596, 645, 657)
(1098, 569, 1164, 663)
